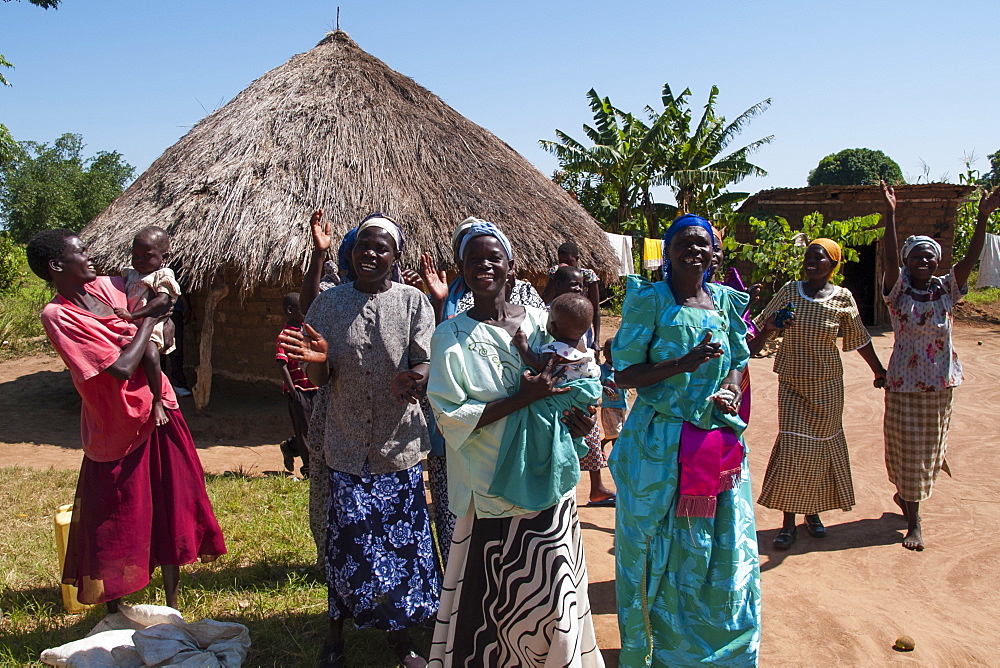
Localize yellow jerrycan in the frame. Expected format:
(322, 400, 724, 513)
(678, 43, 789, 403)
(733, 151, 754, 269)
(53, 504, 94, 614)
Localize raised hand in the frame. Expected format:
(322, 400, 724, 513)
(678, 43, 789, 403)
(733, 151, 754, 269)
(278, 323, 329, 365)
(979, 185, 1000, 220)
(420, 252, 449, 303)
(310, 209, 333, 252)
(675, 332, 723, 373)
(881, 180, 896, 211)
(401, 268, 425, 290)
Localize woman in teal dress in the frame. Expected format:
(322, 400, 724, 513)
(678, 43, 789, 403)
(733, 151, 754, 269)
(611, 214, 760, 666)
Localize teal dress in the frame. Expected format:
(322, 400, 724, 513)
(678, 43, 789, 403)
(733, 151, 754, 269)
(610, 276, 761, 666)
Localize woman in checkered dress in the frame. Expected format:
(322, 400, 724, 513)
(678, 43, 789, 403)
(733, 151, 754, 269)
(750, 239, 886, 550)
(880, 182, 1000, 551)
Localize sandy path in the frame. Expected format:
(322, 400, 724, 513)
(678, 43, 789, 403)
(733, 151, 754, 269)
(2, 323, 998, 664)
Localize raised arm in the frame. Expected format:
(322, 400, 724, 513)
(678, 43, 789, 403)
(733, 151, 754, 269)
(300, 209, 333, 312)
(954, 185, 1000, 288)
(880, 180, 901, 295)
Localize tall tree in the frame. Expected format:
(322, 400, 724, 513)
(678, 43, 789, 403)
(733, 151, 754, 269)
(543, 84, 772, 237)
(808, 148, 904, 186)
(650, 85, 772, 222)
(0, 132, 134, 243)
(540, 89, 673, 235)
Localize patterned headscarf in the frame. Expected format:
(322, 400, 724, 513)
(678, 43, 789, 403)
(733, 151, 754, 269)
(458, 220, 514, 261)
(451, 217, 482, 256)
(808, 238, 843, 272)
(661, 214, 719, 283)
(901, 235, 942, 261)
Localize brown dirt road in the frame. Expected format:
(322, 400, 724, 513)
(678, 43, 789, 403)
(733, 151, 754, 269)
(2, 322, 998, 665)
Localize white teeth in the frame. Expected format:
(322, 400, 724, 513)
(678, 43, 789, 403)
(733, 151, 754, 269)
(475, 273, 492, 279)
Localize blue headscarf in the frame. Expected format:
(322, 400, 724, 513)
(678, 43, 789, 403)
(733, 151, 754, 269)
(458, 220, 513, 261)
(661, 214, 719, 284)
(336, 227, 358, 281)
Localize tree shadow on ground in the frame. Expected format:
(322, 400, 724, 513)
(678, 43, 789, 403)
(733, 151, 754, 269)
(758, 512, 905, 572)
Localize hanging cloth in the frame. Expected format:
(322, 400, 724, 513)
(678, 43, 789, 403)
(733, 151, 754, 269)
(604, 232, 635, 276)
(977, 233, 1000, 288)
(643, 237, 663, 269)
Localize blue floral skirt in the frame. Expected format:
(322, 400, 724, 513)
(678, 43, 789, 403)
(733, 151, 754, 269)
(326, 463, 440, 630)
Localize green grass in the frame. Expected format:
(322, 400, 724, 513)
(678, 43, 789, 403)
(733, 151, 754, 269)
(0, 261, 53, 362)
(965, 286, 1000, 306)
(0, 467, 423, 667)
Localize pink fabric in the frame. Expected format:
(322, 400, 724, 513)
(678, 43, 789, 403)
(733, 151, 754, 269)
(41, 276, 177, 462)
(677, 422, 744, 518)
(63, 409, 226, 604)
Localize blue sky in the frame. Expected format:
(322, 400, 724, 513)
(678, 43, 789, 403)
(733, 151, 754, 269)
(3, 0, 998, 203)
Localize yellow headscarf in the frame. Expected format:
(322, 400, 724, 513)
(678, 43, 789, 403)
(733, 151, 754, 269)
(808, 238, 842, 272)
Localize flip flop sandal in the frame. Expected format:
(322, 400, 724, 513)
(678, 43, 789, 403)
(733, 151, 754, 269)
(805, 514, 827, 538)
(773, 526, 796, 550)
(586, 495, 616, 507)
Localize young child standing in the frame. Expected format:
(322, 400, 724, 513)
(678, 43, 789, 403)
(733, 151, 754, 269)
(113, 226, 179, 426)
(489, 292, 603, 510)
(274, 292, 317, 477)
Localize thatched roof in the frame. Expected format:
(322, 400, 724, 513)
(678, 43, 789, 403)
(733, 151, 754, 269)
(82, 31, 616, 291)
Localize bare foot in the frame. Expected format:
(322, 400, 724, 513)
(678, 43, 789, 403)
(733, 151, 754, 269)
(902, 523, 924, 551)
(153, 403, 170, 426)
(589, 487, 616, 504)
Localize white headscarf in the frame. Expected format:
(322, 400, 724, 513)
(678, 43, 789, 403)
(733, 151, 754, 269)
(901, 235, 942, 261)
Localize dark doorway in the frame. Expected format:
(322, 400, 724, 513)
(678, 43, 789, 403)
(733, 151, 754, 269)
(840, 243, 878, 325)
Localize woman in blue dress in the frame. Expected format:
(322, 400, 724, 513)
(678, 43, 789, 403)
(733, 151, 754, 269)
(610, 214, 761, 666)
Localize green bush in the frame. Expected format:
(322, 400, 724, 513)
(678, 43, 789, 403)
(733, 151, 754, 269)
(0, 233, 26, 294)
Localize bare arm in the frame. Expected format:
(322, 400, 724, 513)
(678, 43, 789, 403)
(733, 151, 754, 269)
(880, 180, 900, 295)
(300, 209, 333, 313)
(277, 359, 297, 391)
(855, 341, 887, 388)
(512, 328, 547, 373)
(615, 332, 722, 389)
(104, 315, 163, 380)
(954, 186, 1000, 288)
(116, 291, 172, 320)
(747, 310, 794, 356)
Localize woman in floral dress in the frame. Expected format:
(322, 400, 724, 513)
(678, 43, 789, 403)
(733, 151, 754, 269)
(281, 213, 439, 668)
(880, 181, 1000, 550)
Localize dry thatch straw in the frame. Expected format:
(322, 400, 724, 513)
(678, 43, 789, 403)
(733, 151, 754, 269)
(82, 30, 616, 292)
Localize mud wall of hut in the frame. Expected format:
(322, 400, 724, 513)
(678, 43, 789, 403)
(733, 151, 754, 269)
(736, 184, 972, 326)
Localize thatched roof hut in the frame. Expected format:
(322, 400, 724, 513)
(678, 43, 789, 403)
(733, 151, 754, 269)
(82, 31, 615, 410)
(83, 30, 615, 290)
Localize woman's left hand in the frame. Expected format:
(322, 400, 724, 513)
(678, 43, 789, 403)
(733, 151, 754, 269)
(561, 405, 597, 438)
(391, 369, 427, 404)
(873, 370, 887, 389)
(712, 382, 742, 415)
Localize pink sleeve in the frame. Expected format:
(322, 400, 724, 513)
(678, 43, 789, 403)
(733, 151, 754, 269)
(41, 305, 123, 383)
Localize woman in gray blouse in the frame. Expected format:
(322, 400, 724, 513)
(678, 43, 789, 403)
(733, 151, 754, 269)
(280, 214, 438, 668)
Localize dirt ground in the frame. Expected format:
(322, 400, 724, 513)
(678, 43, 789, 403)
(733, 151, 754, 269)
(2, 320, 998, 665)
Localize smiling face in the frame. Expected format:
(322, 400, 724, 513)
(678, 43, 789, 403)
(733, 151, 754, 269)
(131, 233, 169, 275)
(668, 226, 714, 278)
(904, 245, 938, 283)
(462, 235, 510, 298)
(803, 244, 835, 282)
(351, 227, 399, 284)
(55, 235, 98, 284)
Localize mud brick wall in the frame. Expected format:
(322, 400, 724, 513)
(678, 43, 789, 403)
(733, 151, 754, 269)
(736, 184, 973, 325)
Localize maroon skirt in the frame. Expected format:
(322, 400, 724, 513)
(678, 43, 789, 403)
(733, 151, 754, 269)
(63, 408, 226, 604)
